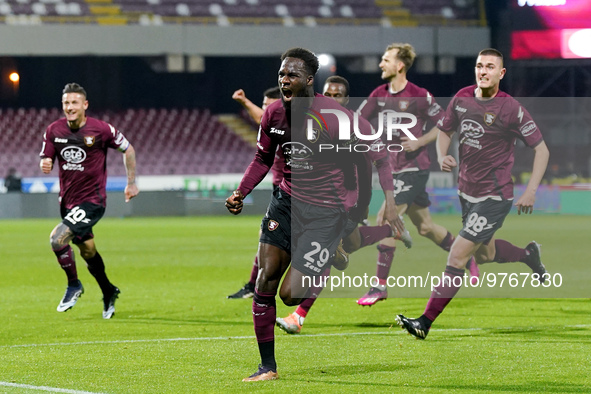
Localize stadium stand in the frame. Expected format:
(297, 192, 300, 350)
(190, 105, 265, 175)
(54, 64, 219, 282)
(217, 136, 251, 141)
(0, 0, 483, 26)
(0, 107, 255, 177)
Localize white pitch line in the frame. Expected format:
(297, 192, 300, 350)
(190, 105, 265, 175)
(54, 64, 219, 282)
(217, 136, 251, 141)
(2, 324, 589, 349)
(0, 381, 107, 394)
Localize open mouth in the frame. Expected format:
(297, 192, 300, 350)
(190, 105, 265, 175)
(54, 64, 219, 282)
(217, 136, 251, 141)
(282, 89, 293, 100)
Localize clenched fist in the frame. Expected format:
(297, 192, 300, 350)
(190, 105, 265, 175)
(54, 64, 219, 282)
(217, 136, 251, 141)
(225, 190, 245, 215)
(40, 158, 53, 174)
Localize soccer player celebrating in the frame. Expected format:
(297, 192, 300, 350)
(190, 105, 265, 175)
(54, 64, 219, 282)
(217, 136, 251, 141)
(228, 87, 282, 299)
(396, 48, 550, 339)
(275, 75, 412, 335)
(225, 48, 404, 381)
(356, 43, 479, 307)
(40, 83, 138, 319)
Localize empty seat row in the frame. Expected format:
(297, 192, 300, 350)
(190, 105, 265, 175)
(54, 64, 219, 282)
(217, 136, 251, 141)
(0, 107, 256, 177)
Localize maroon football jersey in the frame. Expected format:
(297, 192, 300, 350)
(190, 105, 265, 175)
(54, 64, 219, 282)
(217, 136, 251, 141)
(438, 85, 544, 201)
(238, 93, 393, 211)
(40, 117, 130, 209)
(358, 81, 443, 173)
(270, 146, 284, 186)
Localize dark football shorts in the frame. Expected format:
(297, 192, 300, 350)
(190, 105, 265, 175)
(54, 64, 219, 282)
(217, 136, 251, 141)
(260, 187, 292, 253)
(60, 202, 106, 245)
(393, 170, 431, 207)
(291, 199, 348, 277)
(343, 217, 359, 238)
(458, 196, 513, 244)
(260, 188, 348, 277)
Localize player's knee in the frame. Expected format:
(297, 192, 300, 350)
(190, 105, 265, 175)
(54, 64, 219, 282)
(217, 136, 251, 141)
(49, 233, 67, 251)
(447, 253, 468, 269)
(342, 237, 358, 254)
(280, 294, 301, 307)
(79, 249, 95, 260)
(416, 222, 433, 237)
(475, 249, 493, 264)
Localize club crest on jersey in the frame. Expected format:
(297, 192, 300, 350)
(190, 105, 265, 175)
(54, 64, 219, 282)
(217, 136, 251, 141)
(84, 136, 95, 147)
(305, 107, 326, 143)
(307, 128, 320, 143)
(484, 112, 496, 126)
(398, 100, 409, 111)
(268, 220, 279, 231)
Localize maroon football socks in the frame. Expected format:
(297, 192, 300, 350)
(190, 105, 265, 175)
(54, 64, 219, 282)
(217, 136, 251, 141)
(492, 239, 528, 263)
(53, 245, 78, 285)
(423, 265, 465, 322)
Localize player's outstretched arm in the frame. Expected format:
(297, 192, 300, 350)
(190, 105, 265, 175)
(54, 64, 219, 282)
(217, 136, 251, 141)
(515, 140, 549, 215)
(232, 89, 264, 125)
(225, 190, 244, 215)
(123, 144, 139, 202)
(40, 157, 53, 174)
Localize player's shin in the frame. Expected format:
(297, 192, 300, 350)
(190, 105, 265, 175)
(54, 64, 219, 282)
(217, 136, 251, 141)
(376, 244, 396, 282)
(53, 245, 78, 285)
(85, 252, 113, 294)
(253, 289, 277, 371)
(491, 239, 527, 263)
(423, 265, 464, 322)
(357, 225, 393, 249)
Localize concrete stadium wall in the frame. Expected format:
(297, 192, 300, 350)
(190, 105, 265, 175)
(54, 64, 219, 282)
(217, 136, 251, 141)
(1, 185, 588, 219)
(0, 25, 489, 56)
(0, 190, 273, 219)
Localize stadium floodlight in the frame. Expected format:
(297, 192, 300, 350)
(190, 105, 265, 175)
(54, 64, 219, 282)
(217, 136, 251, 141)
(564, 29, 591, 58)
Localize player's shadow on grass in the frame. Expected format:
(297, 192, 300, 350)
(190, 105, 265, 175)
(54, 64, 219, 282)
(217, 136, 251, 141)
(304, 321, 398, 330)
(294, 362, 419, 384)
(115, 314, 254, 327)
(431, 382, 588, 393)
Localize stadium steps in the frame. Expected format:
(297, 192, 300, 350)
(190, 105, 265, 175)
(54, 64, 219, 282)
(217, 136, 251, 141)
(85, 0, 130, 24)
(217, 114, 257, 147)
(88, 5, 121, 15)
(374, 0, 417, 27)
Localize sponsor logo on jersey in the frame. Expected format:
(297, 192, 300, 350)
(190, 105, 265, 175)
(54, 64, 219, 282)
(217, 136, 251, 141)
(519, 120, 537, 137)
(270, 127, 285, 135)
(283, 142, 314, 170)
(62, 163, 85, 171)
(484, 112, 496, 126)
(455, 105, 468, 113)
(60, 146, 86, 164)
(54, 138, 68, 143)
(268, 220, 279, 231)
(284, 142, 314, 160)
(84, 136, 95, 147)
(460, 119, 485, 139)
(398, 100, 409, 111)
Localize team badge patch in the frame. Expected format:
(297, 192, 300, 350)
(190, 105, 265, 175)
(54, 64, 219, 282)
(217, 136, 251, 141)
(268, 220, 279, 231)
(307, 128, 320, 143)
(84, 136, 95, 147)
(484, 112, 496, 126)
(399, 100, 410, 111)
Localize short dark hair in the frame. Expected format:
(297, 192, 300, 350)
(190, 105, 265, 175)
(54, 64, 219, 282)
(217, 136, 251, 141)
(280, 47, 319, 76)
(478, 48, 504, 66)
(324, 75, 350, 96)
(62, 83, 87, 98)
(263, 86, 281, 99)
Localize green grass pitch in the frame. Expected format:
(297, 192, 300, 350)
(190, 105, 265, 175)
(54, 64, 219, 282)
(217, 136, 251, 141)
(0, 214, 590, 393)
